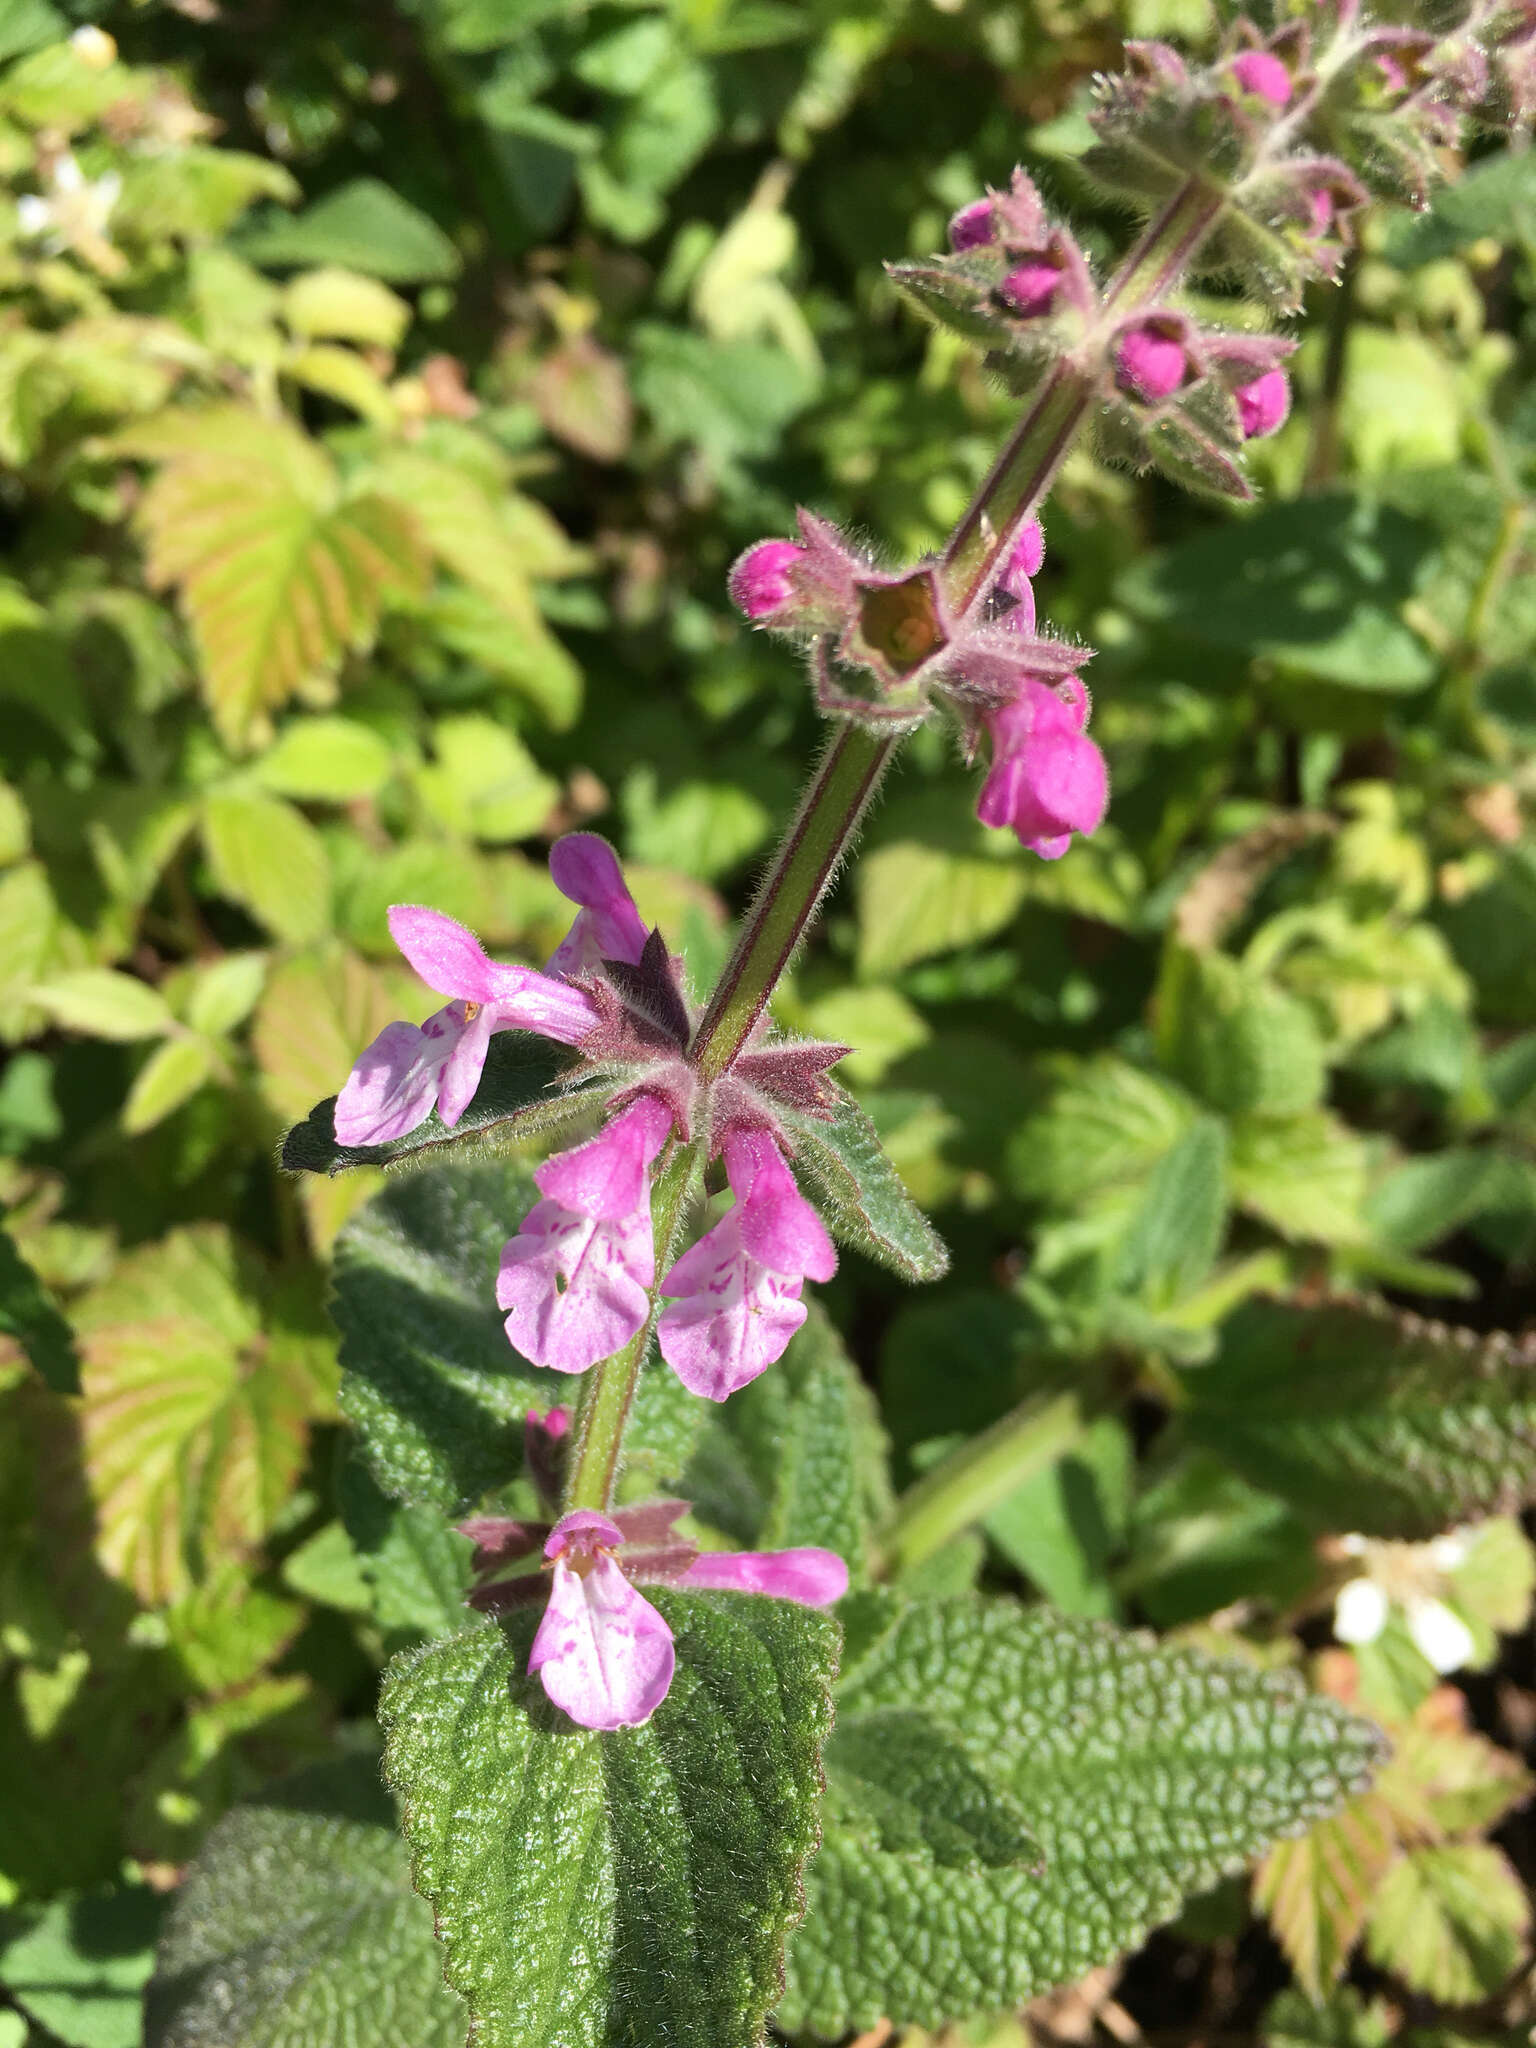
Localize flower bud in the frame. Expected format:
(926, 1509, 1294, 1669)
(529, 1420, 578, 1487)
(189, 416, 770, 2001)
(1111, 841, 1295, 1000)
(1235, 368, 1290, 440)
(1230, 50, 1292, 107)
(999, 260, 1063, 317)
(1115, 321, 1188, 403)
(729, 539, 804, 621)
(948, 197, 996, 251)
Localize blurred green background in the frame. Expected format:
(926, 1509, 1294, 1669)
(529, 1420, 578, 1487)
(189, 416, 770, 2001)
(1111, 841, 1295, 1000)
(2, 0, 1536, 2040)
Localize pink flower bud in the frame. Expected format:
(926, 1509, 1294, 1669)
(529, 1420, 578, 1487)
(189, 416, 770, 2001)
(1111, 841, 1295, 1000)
(1235, 368, 1290, 440)
(1115, 323, 1188, 404)
(729, 538, 805, 621)
(948, 197, 996, 251)
(977, 676, 1107, 860)
(1231, 50, 1292, 106)
(999, 260, 1062, 317)
(1005, 519, 1045, 584)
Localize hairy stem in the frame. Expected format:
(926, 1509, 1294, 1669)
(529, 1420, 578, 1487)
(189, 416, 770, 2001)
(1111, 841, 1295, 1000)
(563, 1144, 697, 1513)
(875, 1389, 1089, 1578)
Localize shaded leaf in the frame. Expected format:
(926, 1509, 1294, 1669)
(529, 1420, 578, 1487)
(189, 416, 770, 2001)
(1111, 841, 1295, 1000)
(0, 1221, 79, 1394)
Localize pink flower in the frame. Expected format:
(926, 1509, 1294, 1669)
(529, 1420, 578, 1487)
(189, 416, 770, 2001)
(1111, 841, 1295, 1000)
(497, 1094, 675, 1373)
(977, 675, 1108, 860)
(658, 1131, 836, 1402)
(948, 196, 996, 250)
(529, 1511, 676, 1731)
(1115, 322, 1188, 403)
(334, 906, 598, 1146)
(1235, 368, 1291, 439)
(999, 260, 1062, 317)
(997, 518, 1044, 631)
(546, 833, 648, 978)
(729, 539, 806, 621)
(525, 1509, 849, 1730)
(1231, 50, 1292, 106)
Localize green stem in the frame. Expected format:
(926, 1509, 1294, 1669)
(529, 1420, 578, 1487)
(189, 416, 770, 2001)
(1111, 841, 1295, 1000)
(563, 1144, 696, 1513)
(689, 722, 894, 1078)
(875, 1390, 1088, 1579)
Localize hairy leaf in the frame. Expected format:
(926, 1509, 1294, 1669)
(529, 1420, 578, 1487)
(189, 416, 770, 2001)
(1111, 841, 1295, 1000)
(824, 1706, 1042, 1873)
(786, 1082, 949, 1283)
(1183, 1297, 1536, 1537)
(144, 1756, 467, 2048)
(781, 1597, 1383, 2036)
(382, 1594, 838, 2048)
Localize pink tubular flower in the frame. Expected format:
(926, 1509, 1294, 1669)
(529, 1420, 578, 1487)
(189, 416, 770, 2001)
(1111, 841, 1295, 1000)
(497, 1094, 675, 1373)
(948, 196, 996, 250)
(999, 260, 1062, 317)
(658, 1131, 836, 1402)
(546, 833, 648, 977)
(522, 1508, 849, 1730)
(729, 539, 806, 622)
(1231, 50, 1292, 105)
(1235, 368, 1291, 440)
(334, 906, 599, 1146)
(977, 676, 1108, 860)
(1115, 322, 1188, 403)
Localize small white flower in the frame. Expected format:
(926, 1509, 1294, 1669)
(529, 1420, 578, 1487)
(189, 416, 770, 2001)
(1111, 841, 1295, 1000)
(69, 25, 117, 67)
(1334, 1577, 1389, 1645)
(14, 154, 121, 262)
(1406, 1596, 1475, 1675)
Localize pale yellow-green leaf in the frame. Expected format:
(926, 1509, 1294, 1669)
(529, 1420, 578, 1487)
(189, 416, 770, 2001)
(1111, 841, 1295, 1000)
(1229, 1111, 1371, 1245)
(0, 861, 57, 1042)
(0, 780, 28, 864)
(281, 267, 409, 348)
(415, 714, 558, 844)
(283, 342, 397, 426)
(201, 790, 332, 945)
(420, 582, 583, 729)
(796, 985, 929, 1085)
(251, 944, 423, 1123)
(1338, 329, 1463, 476)
(29, 968, 174, 1041)
(132, 408, 428, 747)
(71, 1226, 333, 1605)
(1254, 1787, 1400, 1995)
(1363, 1842, 1529, 2003)
(857, 840, 1027, 977)
(122, 1034, 218, 1134)
(182, 952, 269, 1038)
(364, 451, 540, 630)
(254, 713, 394, 802)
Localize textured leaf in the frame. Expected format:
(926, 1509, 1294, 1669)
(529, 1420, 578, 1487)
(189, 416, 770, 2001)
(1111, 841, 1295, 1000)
(1364, 1843, 1529, 2003)
(824, 1706, 1042, 1873)
(1159, 946, 1328, 1119)
(1113, 1116, 1227, 1307)
(134, 411, 428, 746)
(282, 1026, 594, 1174)
(339, 1455, 475, 1639)
(1183, 1297, 1536, 1538)
(70, 1226, 334, 1604)
(0, 1222, 79, 1394)
(144, 1756, 468, 2048)
(786, 1081, 949, 1283)
(382, 1594, 838, 2048)
(780, 1597, 1383, 2036)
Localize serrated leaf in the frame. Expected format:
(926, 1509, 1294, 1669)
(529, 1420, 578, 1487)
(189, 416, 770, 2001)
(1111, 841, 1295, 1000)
(857, 839, 1028, 977)
(1255, 1787, 1400, 1995)
(29, 967, 174, 1041)
(0, 1222, 79, 1394)
(122, 1033, 217, 1134)
(367, 452, 579, 633)
(281, 1026, 594, 1175)
(1159, 945, 1328, 1118)
(1364, 1843, 1529, 2004)
(381, 1593, 838, 2048)
(1183, 1297, 1536, 1537)
(781, 1597, 1382, 2037)
(1114, 1116, 1227, 1307)
(144, 1756, 468, 2048)
(70, 1226, 335, 1604)
(1008, 1056, 1197, 1207)
(824, 1706, 1042, 1873)
(133, 411, 428, 747)
(785, 1081, 949, 1282)
(201, 790, 332, 945)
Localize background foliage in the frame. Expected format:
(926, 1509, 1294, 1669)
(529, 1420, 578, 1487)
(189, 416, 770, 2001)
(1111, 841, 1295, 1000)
(1, 0, 1535, 2042)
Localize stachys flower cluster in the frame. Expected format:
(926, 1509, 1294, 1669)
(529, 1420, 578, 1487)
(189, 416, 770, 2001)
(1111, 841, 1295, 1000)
(332, 834, 851, 1728)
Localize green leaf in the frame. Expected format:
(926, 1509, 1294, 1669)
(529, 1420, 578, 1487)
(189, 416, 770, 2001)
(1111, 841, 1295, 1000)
(0, 1223, 79, 1394)
(29, 967, 174, 1041)
(1364, 1843, 1529, 2004)
(121, 1033, 217, 1134)
(1228, 1111, 1369, 1245)
(1007, 1057, 1197, 1208)
(785, 1080, 950, 1283)
(144, 1756, 468, 2048)
(781, 1597, 1383, 2036)
(824, 1706, 1042, 1872)
(381, 1593, 838, 2048)
(1386, 149, 1536, 265)
(857, 839, 1028, 977)
(1120, 496, 1436, 692)
(630, 325, 816, 464)
(1159, 946, 1328, 1118)
(415, 713, 559, 844)
(1, 1887, 163, 2048)
(281, 1026, 592, 1174)
(1254, 1786, 1401, 1996)
(1113, 1116, 1227, 1307)
(340, 1455, 476, 1638)
(1183, 1296, 1536, 1537)
(254, 713, 395, 801)
(282, 267, 412, 347)
(202, 790, 332, 945)
(240, 177, 462, 281)
(182, 951, 268, 1038)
